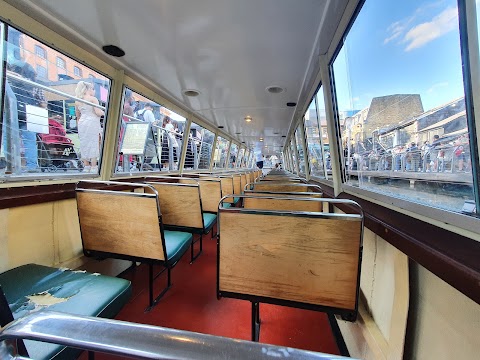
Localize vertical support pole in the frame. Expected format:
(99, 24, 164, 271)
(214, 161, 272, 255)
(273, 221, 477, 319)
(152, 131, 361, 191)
(149, 264, 154, 308)
(251, 301, 261, 342)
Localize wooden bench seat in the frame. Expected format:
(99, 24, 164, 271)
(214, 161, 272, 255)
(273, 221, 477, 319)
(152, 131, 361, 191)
(0, 263, 131, 359)
(76, 180, 192, 309)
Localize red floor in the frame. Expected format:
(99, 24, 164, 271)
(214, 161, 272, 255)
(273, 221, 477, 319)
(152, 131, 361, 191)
(80, 227, 340, 359)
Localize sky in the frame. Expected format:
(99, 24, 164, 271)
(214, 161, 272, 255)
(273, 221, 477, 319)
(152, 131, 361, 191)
(333, 0, 471, 114)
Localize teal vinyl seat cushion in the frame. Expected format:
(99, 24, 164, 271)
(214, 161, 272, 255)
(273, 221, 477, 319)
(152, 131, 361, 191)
(202, 213, 217, 233)
(0, 263, 131, 360)
(164, 230, 194, 264)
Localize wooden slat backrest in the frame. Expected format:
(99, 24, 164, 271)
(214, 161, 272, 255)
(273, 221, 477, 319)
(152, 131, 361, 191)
(147, 178, 221, 219)
(219, 209, 362, 310)
(219, 177, 235, 203)
(253, 182, 316, 193)
(232, 175, 242, 195)
(146, 182, 204, 229)
(240, 174, 247, 194)
(262, 177, 303, 182)
(243, 193, 323, 212)
(177, 178, 198, 185)
(77, 191, 165, 261)
(180, 178, 222, 213)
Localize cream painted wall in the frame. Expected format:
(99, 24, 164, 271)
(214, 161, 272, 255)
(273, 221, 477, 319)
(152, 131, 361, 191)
(0, 199, 83, 273)
(338, 229, 409, 360)
(405, 262, 480, 360)
(338, 226, 480, 360)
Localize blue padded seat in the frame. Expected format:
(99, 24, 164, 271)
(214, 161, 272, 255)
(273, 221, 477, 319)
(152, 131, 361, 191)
(223, 203, 232, 208)
(0, 263, 131, 360)
(233, 197, 241, 205)
(164, 230, 194, 264)
(202, 212, 217, 233)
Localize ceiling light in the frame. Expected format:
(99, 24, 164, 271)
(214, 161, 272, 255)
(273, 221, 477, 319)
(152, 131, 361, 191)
(218, 125, 224, 129)
(286, 102, 297, 107)
(183, 89, 200, 97)
(281, 135, 286, 138)
(259, 139, 264, 142)
(235, 132, 241, 135)
(245, 116, 252, 122)
(266, 86, 285, 94)
(102, 45, 125, 57)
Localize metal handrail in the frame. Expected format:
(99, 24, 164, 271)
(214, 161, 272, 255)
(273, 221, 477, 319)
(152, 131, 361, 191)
(6, 72, 106, 110)
(0, 311, 351, 360)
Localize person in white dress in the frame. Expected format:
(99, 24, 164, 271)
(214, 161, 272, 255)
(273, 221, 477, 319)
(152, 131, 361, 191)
(75, 81, 104, 172)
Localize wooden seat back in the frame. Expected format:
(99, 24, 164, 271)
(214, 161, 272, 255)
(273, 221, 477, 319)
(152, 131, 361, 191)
(261, 177, 303, 182)
(182, 178, 222, 213)
(76, 181, 166, 261)
(145, 182, 204, 230)
(243, 192, 323, 212)
(250, 182, 321, 193)
(218, 198, 363, 315)
(240, 173, 247, 194)
(232, 174, 242, 196)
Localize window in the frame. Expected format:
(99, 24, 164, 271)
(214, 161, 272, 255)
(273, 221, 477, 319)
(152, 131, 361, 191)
(317, 89, 331, 177)
(1, 25, 111, 179)
(228, 143, 238, 168)
(331, 0, 473, 214)
(73, 66, 82, 77)
(237, 148, 245, 168)
(114, 87, 187, 174)
(243, 149, 249, 167)
(186, 123, 215, 170)
(295, 125, 306, 174)
(304, 90, 327, 178)
(36, 65, 47, 79)
(34, 45, 46, 59)
(56, 56, 66, 69)
(290, 140, 298, 174)
(213, 136, 229, 168)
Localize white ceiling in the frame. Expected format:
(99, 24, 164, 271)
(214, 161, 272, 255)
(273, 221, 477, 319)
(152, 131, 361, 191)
(8, 0, 348, 155)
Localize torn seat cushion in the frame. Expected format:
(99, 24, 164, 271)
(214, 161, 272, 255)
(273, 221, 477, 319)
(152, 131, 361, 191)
(0, 263, 131, 360)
